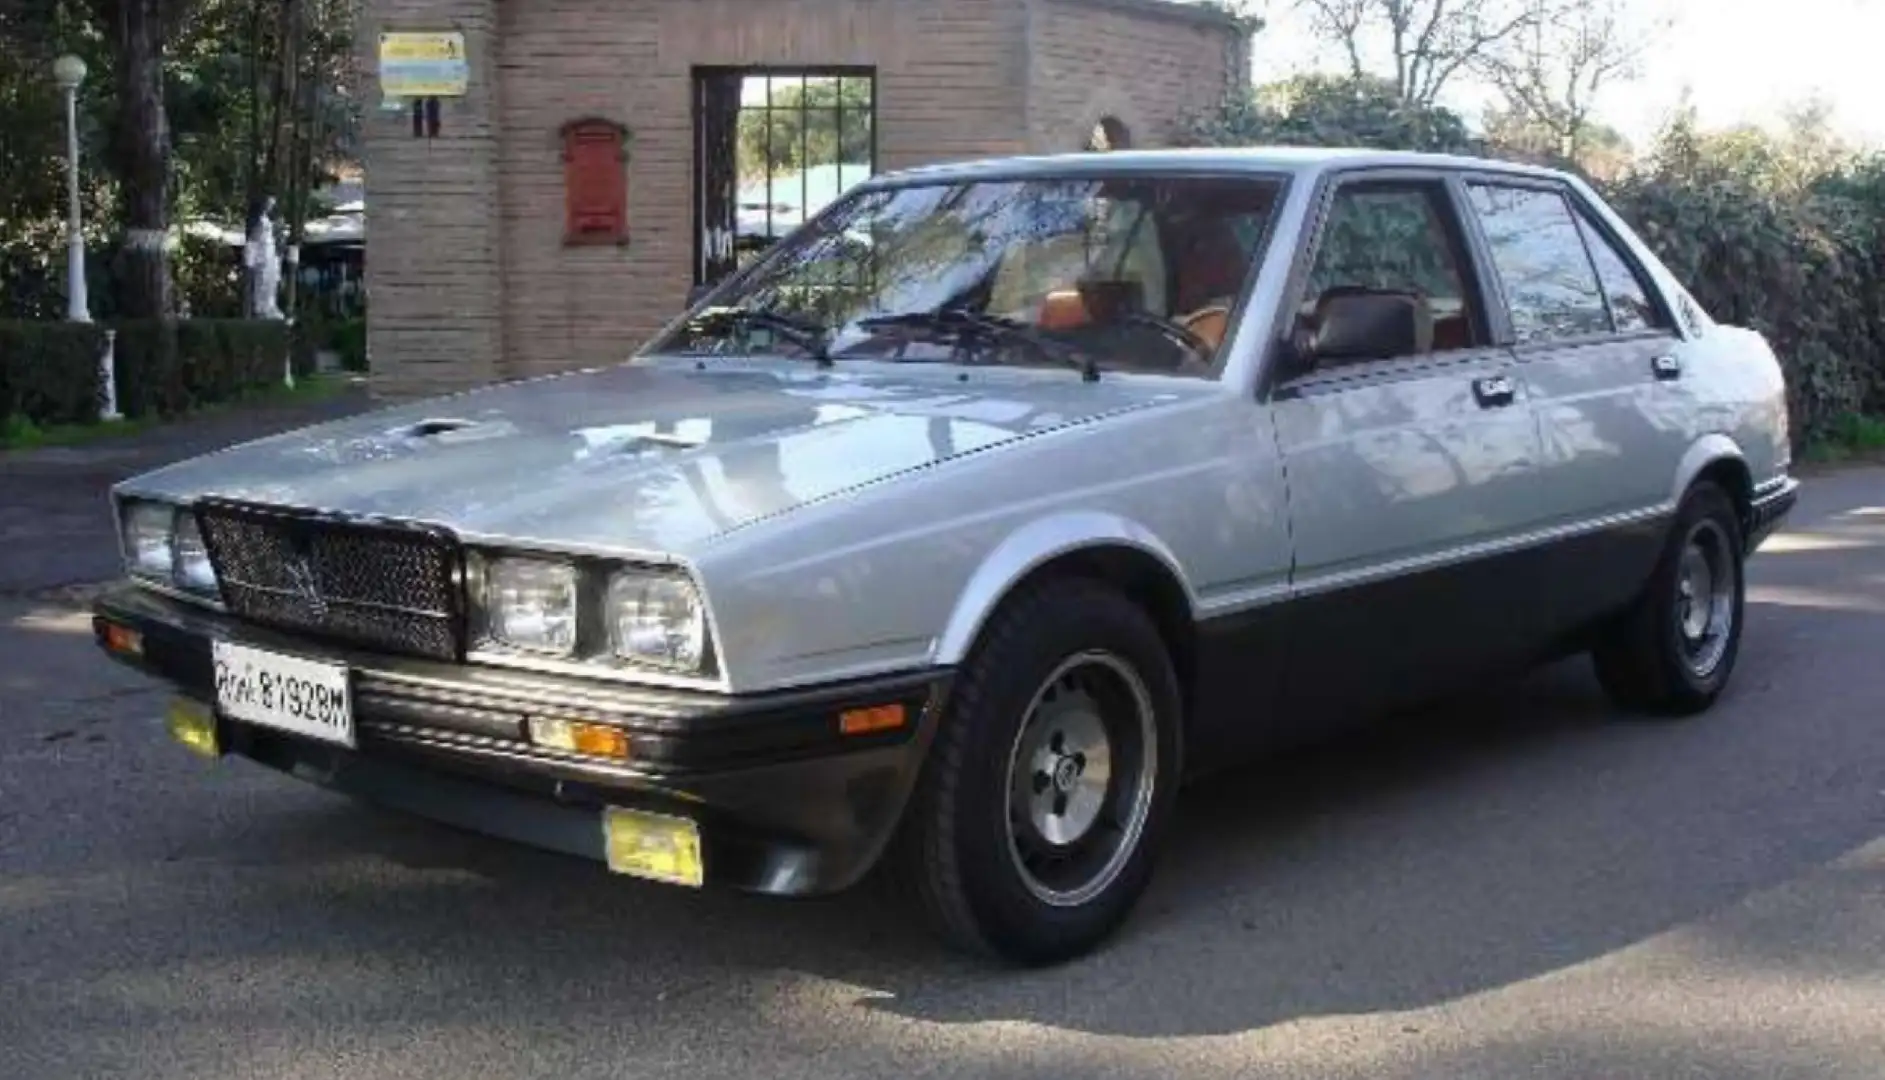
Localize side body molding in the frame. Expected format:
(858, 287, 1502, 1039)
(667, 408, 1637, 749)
(931, 512, 1198, 666)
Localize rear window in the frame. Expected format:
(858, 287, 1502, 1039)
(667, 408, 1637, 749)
(1465, 183, 1610, 343)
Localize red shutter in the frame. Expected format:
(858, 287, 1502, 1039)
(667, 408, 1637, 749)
(562, 119, 628, 245)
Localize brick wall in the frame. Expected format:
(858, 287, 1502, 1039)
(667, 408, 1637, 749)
(359, 0, 505, 399)
(364, 0, 1244, 397)
(1025, 0, 1240, 153)
(495, 0, 1030, 382)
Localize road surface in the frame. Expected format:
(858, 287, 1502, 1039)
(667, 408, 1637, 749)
(2, 447, 1880, 1079)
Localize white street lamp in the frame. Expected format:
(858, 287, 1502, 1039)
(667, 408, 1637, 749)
(52, 54, 119, 421)
(52, 54, 88, 324)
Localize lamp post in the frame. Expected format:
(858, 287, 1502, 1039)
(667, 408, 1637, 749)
(52, 54, 88, 324)
(52, 54, 120, 421)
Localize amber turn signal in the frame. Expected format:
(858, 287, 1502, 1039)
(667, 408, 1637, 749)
(529, 716, 631, 761)
(838, 703, 907, 736)
(102, 622, 143, 657)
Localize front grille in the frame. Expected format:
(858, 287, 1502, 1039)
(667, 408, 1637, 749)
(194, 498, 466, 661)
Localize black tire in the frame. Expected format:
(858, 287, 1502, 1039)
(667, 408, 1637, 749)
(1592, 481, 1746, 717)
(895, 577, 1182, 965)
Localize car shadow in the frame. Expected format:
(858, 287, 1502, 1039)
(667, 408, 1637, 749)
(107, 592, 1877, 1041)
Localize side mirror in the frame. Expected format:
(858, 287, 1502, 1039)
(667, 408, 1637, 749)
(1300, 291, 1432, 368)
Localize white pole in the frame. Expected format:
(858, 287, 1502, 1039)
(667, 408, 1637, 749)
(98, 329, 121, 421)
(283, 243, 299, 388)
(63, 82, 90, 325)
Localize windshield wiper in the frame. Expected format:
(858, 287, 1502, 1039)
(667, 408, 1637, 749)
(686, 306, 834, 368)
(854, 308, 1100, 382)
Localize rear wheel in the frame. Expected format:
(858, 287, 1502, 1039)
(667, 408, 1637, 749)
(896, 578, 1180, 965)
(1592, 481, 1746, 717)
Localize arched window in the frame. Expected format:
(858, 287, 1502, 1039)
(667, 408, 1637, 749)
(1085, 116, 1132, 152)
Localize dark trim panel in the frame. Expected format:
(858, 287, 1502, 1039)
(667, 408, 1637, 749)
(1184, 511, 1671, 769)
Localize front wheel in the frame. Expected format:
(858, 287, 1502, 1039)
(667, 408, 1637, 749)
(1592, 481, 1746, 717)
(896, 578, 1181, 965)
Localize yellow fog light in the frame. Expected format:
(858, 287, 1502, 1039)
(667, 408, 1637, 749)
(602, 807, 704, 887)
(165, 697, 220, 759)
(528, 716, 631, 761)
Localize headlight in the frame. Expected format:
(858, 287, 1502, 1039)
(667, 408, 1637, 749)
(484, 558, 579, 655)
(171, 513, 218, 595)
(123, 501, 177, 579)
(120, 499, 221, 600)
(606, 569, 706, 671)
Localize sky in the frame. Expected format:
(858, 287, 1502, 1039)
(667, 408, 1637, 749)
(1234, 0, 1885, 149)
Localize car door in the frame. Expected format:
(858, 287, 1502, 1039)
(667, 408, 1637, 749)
(1265, 171, 1547, 727)
(1458, 178, 1692, 628)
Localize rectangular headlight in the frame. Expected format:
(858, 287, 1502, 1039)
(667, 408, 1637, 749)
(171, 512, 218, 595)
(606, 569, 706, 672)
(122, 500, 176, 579)
(484, 558, 579, 656)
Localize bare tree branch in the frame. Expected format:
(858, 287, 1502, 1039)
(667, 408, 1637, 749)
(1478, 0, 1660, 161)
(1293, 0, 1542, 106)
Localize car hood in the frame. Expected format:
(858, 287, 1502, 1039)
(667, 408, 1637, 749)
(122, 361, 1196, 557)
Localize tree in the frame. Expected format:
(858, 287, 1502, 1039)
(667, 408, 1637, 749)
(1294, 0, 1538, 106)
(1478, 0, 1659, 165)
(98, 0, 172, 318)
(1181, 73, 1479, 154)
(736, 77, 872, 182)
(1482, 105, 1633, 179)
(0, 0, 355, 319)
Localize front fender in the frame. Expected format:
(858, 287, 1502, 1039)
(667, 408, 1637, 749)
(932, 512, 1196, 666)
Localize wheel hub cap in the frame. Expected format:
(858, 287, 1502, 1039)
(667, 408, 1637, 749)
(1674, 519, 1736, 677)
(1021, 699, 1110, 846)
(1004, 651, 1158, 908)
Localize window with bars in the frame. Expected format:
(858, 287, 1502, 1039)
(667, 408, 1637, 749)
(694, 68, 877, 287)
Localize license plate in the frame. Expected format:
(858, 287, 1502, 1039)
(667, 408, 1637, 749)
(602, 807, 704, 888)
(212, 641, 354, 748)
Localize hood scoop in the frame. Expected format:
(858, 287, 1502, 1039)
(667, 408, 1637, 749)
(402, 418, 479, 438)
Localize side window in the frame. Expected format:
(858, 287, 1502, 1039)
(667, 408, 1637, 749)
(1305, 183, 1479, 359)
(1573, 207, 1666, 333)
(1465, 183, 1610, 343)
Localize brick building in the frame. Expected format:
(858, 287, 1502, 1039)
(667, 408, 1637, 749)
(361, 0, 1252, 397)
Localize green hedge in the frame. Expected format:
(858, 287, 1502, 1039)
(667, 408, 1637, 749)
(292, 315, 367, 376)
(1604, 169, 1885, 442)
(0, 322, 107, 425)
(2, 318, 293, 426)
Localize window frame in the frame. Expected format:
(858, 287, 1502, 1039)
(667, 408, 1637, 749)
(1262, 166, 1511, 401)
(690, 65, 880, 289)
(1567, 194, 1678, 337)
(1454, 172, 1680, 356)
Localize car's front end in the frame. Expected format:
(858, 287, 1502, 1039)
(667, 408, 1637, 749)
(95, 466, 966, 895)
(88, 343, 1207, 896)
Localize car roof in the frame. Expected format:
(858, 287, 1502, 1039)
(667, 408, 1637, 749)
(868, 146, 1572, 186)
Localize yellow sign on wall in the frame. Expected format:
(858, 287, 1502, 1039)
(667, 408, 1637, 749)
(379, 32, 469, 97)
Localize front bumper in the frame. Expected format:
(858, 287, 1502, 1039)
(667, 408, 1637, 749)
(93, 584, 951, 896)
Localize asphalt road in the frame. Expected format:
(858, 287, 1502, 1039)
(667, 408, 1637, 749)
(2, 450, 1882, 1078)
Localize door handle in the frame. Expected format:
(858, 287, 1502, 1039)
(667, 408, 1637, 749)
(1651, 354, 1682, 380)
(1472, 374, 1517, 408)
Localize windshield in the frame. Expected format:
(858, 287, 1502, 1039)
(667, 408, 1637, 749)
(651, 173, 1286, 377)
